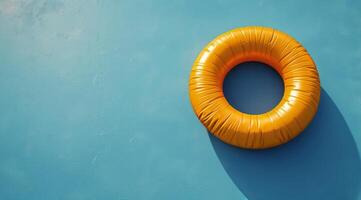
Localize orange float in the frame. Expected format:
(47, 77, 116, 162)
(189, 26, 320, 149)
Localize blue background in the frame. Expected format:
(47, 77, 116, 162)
(0, 0, 361, 199)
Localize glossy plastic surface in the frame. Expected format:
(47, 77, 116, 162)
(189, 26, 320, 149)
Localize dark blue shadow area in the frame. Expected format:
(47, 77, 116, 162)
(210, 63, 361, 200)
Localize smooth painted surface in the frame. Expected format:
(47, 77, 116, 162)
(0, 0, 361, 199)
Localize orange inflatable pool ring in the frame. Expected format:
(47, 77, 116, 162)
(189, 26, 320, 149)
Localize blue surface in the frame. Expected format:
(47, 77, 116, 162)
(0, 0, 361, 199)
(223, 62, 284, 114)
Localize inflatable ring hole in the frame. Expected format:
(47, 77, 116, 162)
(223, 61, 284, 115)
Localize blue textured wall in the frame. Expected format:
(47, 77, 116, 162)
(0, 0, 360, 199)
